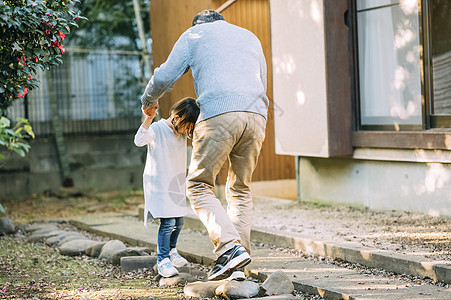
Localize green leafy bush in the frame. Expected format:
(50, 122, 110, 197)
(0, 116, 35, 213)
(0, 0, 86, 111)
(0, 116, 35, 160)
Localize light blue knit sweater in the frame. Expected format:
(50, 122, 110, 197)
(141, 20, 269, 122)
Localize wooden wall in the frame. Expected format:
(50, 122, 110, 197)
(150, 0, 295, 183)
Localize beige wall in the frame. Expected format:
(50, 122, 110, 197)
(270, 0, 352, 157)
(150, 0, 295, 183)
(270, 0, 329, 157)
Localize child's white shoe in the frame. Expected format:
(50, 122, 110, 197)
(157, 257, 178, 277)
(169, 248, 189, 267)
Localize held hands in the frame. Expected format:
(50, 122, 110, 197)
(142, 104, 159, 120)
(140, 104, 159, 129)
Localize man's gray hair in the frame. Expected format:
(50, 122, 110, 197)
(192, 10, 225, 26)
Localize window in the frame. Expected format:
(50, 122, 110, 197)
(354, 0, 451, 132)
(427, 0, 451, 127)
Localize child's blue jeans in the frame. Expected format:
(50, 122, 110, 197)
(157, 217, 184, 262)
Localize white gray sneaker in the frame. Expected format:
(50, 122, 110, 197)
(208, 245, 251, 281)
(157, 257, 178, 277)
(169, 248, 189, 268)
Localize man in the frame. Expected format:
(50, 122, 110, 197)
(141, 10, 268, 281)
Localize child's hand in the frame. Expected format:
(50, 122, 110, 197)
(142, 104, 159, 120)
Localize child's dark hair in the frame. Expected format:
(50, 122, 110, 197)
(192, 10, 225, 26)
(169, 97, 200, 138)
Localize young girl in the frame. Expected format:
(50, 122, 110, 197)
(134, 97, 200, 278)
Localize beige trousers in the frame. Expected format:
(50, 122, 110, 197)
(187, 112, 266, 257)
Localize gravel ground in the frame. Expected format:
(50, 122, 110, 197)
(252, 197, 451, 262)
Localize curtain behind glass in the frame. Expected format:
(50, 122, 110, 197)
(357, 1, 422, 127)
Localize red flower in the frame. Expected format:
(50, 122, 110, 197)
(31, 2, 38, 6)
(17, 87, 29, 98)
(17, 56, 27, 66)
(34, 57, 39, 63)
(58, 31, 66, 40)
(57, 43, 66, 54)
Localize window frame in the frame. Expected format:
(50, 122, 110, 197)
(350, 0, 451, 150)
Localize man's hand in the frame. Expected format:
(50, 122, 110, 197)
(142, 104, 159, 120)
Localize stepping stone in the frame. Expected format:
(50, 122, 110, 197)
(98, 240, 127, 261)
(86, 242, 106, 257)
(216, 280, 260, 299)
(28, 230, 65, 243)
(53, 232, 88, 246)
(45, 232, 69, 246)
(121, 256, 157, 273)
(59, 240, 105, 256)
(184, 280, 227, 298)
(260, 271, 294, 296)
(159, 272, 198, 287)
(176, 266, 208, 281)
(109, 248, 148, 265)
(0, 217, 15, 235)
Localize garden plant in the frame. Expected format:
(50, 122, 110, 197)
(0, 0, 86, 211)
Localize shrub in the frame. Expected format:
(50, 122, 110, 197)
(0, 116, 34, 160)
(0, 0, 86, 111)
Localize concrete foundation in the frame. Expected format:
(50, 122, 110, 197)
(299, 155, 451, 216)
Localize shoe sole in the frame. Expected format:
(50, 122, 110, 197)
(158, 270, 179, 277)
(226, 270, 246, 281)
(172, 262, 189, 268)
(208, 252, 251, 281)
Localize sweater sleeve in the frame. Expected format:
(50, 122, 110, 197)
(134, 125, 156, 148)
(141, 33, 190, 107)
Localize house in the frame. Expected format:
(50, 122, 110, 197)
(270, 0, 450, 216)
(151, 0, 450, 215)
